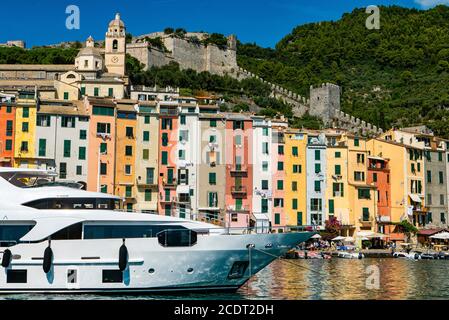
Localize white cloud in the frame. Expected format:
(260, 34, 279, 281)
(414, 0, 449, 8)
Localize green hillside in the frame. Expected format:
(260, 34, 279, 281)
(237, 5, 449, 137)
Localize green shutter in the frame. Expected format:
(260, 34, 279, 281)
(79, 130, 87, 140)
(335, 165, 341, 175)
(80, 87, 86, 96)
(63, 92, 69, 100)
(143, 149, 149, 160)
(275, 214, 281, 225)
(143, 131, 150, 141)
(329, 200, 335, 214)
(297, 212, 303, 226)
(64, 140, 71, 157)
(38, 139, 46, 157)
(22, 107, 29, 118)
(94, 88, 99, 97)
(108, 88, 114, 97)
(145, 189, 152, 201)
(100, 143, 107, 154)
(161, 151, 168, 165)
(209, 173, 216, 185)
(79, 147, 86, 160)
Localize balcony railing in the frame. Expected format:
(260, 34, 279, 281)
(231, 186, 247, 197)
(359, 216, 374, 224)
(162, 178, 177, 188)
(226, 205, 250, 213)
(229, 165, 248, 176)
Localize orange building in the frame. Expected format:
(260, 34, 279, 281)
(114, 101, 137, 211)
(86, 97, 117, 195)
(0, 102, 15, 167)
(225, 113, 253, 229)
(158, 101, 179, 216)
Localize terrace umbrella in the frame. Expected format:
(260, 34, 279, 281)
(332, 236, 346, 241)
(311, 234, 322, 239)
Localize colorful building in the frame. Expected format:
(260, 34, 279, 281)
(114, 100, 137, 211)
(284, 130, 307, 227)
(225, 113, 253, 229)
(14, 91, 37, 168)
(134, 100, 159, 213)
(0, 98, 16, 167)
(86, 97, 117, 195)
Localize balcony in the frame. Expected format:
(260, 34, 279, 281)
(229, 165, 248, 177)
(159, 108, 178, 116)
(231, 186, 247, 197)
(162, 178, 177, 189)
(136, 179, 158, 188)
(359, 216, 374, 226)
(176, 194, 191, 204)
(226, 205, 250, 214)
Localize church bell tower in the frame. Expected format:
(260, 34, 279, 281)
(105, 13, 126, 76)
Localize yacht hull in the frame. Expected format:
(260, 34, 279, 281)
(0, 232, 313, 294)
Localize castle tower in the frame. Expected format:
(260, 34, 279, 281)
(309, 83, 341, 124)
(105, 13, 126, 76)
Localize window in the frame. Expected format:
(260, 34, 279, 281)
(209, 135, 216, 143)
(162, 133, 169, 146)
(358, 188, 371, 200)
(22, 122, 29, 132)
(277, 162, 284, 171)
(146, 168, 155, 184)
(126, 127, 134, 138)
(102, 270, 123, 283)
(210, 120, 217, 127)
(357, 153, 365, 164)
(315, 150, 321, 161)
(235, 135, 242, 145)
(161, 118, 172, 130)
(441, 212, 446, 224)
(178, 149, 185, 160)
(310, 199, 322, 211)
(426, 170, 432, 183)
(261, 180, 269, 190)
(100, 143, 107, 154)
(80, 130, 87, 140)
(233, 121, 244, 130)
(354, 138, 360, 147)
(64, 140, 71, 157)
(362, 208, 370, 221)
(274, 198, 284, 208)
(143, 149, 149, 160)
(143, 131, 150, 142)
(293, 164, 301, 173)
(261, 199, 268, 213)
(335, 165, 341, 175)
(38, 139, 46, 157)
(333, 183, 344, 197)
(439, 171, 444, 184)
(180, 115, 186, 125)
(335, 151, 341, 158)
(262, 142, 269, 154)
(297, 212, 303, 226)
(100, 185, 107, 193)
(37, 115, 51, 127)
(427, 194, 432, 205)
(144, 115, 150, 124)
(125, 146, 133, 156)
(328, 199, 335, 214)
(61, 116, 76, 128)
(6, 120, 13, 136)
(275, 214, 281, 225)
(315, 163, 321, 173)
(208, 192, 218, 207)
(100, 163, 107, 175)
(145, 189, 152, 202)
(125, 165, 132, 175)
(209, 173, 217, 185)
(94, 87, 99, 97)
(93, 106, 115, 117)
(277, 180, 284, 190)
(21, 141, 28, 152)
(125, 186, 132, 198)
(0, 224, 34, 247)
(292, 147, 298, 156)
(373, 173, 378, 183)
(292, 199, 298, 210)
(60, 162, 67, 179)
(354, 171, 365, 182)
(64, 92, 69, 100)
(97, 123, 111, 134)
(161, 151, 168, 165)
(81, 87, 86, 96)
(78, 147, 86, 160)
(22, 107, 29, 118)
(108, 88, 114, 97)
(439, 152, 443, 162)
(7, 270, 27, 284)
(262, 161, 268, 172)
(292, 181, 297, 191)
(278, 145, 284, 155)
(440, 194, 445, 206)
(5, 140, 12, 151)
(314, 181, 321, 192)
(76, 165, 82, 175)
(263, 127, 269, 136)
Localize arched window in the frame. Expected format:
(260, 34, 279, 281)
(66, 74, 76, 79)
(113, 40, 118, 51)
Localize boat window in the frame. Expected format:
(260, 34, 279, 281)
(23, 198, 118, 210)
(83, 224, 187, 239)
(102, 270, 123, 283)
(0, 224, 35, 247)
(157, 229, 197, 247)
(6, 270, 27, 283)
(50, 223, 83, 240)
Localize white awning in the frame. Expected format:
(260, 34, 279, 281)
(409, 193, 422, 203)
(311, 234, 322, 239)
(430, 232, 449, 240)
(253, 213, 269, 221)
(332, 236, 346, 241)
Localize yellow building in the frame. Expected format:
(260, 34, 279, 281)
(368, 137, 427, 227)
(14, 92, 37, 167)
(114, 101, 137, 211)
(284, 130, 307, 227)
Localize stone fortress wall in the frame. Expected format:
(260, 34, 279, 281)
(127, 32, 382, 136)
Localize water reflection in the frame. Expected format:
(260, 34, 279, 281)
(2, 259, 449, 300)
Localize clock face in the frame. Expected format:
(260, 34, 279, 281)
(111, 56, 119, 63)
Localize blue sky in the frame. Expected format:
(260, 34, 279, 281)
(0, 0, 444, 48)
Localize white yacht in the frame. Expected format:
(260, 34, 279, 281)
(0, 168, 314, 293)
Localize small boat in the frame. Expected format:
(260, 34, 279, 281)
(337, 251, 364, 259)
(437, 252, 449, 260)
(393, 252, 408, 258)
(419, 252, 437, 260)
(406, 252, 421, 260)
